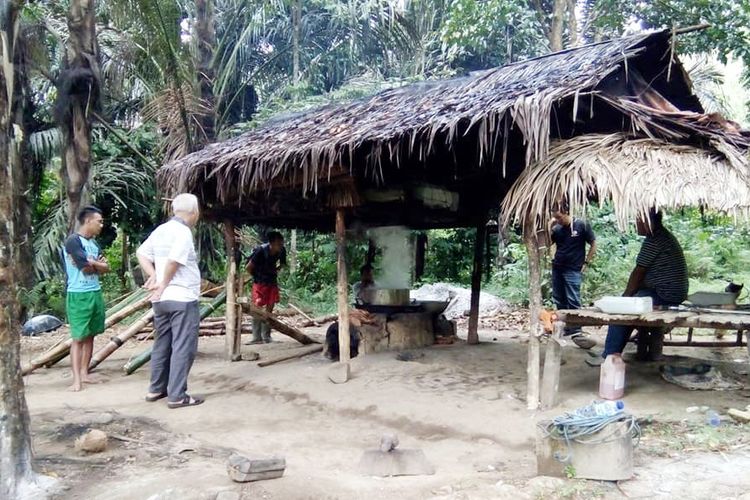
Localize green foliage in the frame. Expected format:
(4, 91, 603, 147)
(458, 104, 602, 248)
(18, 279, 67, 319)
(421, 228, 475, 283)
(493, 205, 750, 307)
(440, 0, 546, 69)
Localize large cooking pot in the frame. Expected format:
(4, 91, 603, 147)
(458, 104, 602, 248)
(370, 288, 410, 306)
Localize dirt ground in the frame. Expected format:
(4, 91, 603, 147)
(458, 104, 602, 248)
(18, 319, 750, 500)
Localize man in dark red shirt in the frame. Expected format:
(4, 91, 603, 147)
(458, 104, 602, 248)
(246, 231, 286, 344)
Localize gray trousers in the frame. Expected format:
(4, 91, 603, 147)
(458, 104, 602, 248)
(149, 300, 200, 402)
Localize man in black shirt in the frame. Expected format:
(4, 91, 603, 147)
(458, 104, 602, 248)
(550, 202, 597, 349)
(246, 231, 286, 344)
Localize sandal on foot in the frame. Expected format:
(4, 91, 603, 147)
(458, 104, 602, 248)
(145, 392, 167, 402)
(168, 395, 205, 409)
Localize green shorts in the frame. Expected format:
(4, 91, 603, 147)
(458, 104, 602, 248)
(67, 291, 105, 340)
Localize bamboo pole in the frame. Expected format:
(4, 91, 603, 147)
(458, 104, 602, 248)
(257, 345, 324, 367)
(123, 290, 227, 375)
(467, 224, 486, 345)
(524, 218, 542, 410)
(88, 310, 155, 370)
(21, 290, 150, 375)
(104, 295, 150, 329)
(106, 288, 148, 317)
(335, 209, 351, 368)
(224, 221, 240, 361)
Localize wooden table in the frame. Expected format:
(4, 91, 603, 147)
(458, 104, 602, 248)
(538, 308, 750, 409)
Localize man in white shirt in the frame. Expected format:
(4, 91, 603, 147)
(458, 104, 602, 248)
(136, 194, 204, 409)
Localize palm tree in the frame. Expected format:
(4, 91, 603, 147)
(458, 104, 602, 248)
(57, 0, 101, 230)
(0, 0, 36, 496)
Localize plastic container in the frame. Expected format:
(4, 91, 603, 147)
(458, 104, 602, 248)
(575, 400, 625, 418)
(599, 355, 626, 400)
(687, 292, 737, 307)
(706, 410, 721, 427)
(594, 296, 653, 315)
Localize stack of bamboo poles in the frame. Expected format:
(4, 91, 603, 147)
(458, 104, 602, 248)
(21, 289, 152, 375)
(23, 284, 336, 376)
(123, 291, 227, 374)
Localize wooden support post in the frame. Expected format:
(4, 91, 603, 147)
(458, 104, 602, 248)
(540, 321, 564, 409)
(224, 221, 240, 361)
(234, 247, 244, 358)
(415, 233, 427, 282)
(335, 209, 351, 368)
(485, 228, 492, 282)
(524, 218, 542, 410)
(467, 224, 486, 345)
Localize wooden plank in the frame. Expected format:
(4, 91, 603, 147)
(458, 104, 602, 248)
(467, 224, 485, 345)
(335, 209, 351, 367)
(224, 221, 239, 361)
(233, 246, 244, 359)
(523, 218, 542, 410)
(238, 299, 318, 345)
(540, 321, 564, 409)
(257, 345, 324, 367)
(663, 340, 747, 348)
(558, 309, 750, 330)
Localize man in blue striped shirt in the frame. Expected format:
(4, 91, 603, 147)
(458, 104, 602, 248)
(588, 210, 688, 365)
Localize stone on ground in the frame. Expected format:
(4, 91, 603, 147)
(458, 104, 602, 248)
(227, 454, 285, 483)
(379, 433, 399, 452)
(327, 361, 350, 384)
(358, 449, 435, 477)
(74, 429, 108, 453)
(214, 491, 242, 500)
(527, 476, 566, 496)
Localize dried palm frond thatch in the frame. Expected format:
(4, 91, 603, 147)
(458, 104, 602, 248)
(500, 133, 750, 231)
(157, 31, 675, 201)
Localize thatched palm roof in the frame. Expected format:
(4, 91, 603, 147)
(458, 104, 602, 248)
(158, 29, 749, 228)
(501, 133, 750, 231)
(159, 32, 670, 194)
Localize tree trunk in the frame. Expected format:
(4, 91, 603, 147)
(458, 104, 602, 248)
(195, 0, 216, 144)
(290, 229, 297, 275)
(335, 209, 351, 367)
(566, 0, 578, 47)
(549, 0, 566, 52)
(292, 0, 301, 83)
(224, 221, 239, 360)
(524, 218, 542, 410)
(467, 225, 486, 345)
(13, 36, 33, 319)
(59, 0, 100, 231)
(0, 1, 36, 495)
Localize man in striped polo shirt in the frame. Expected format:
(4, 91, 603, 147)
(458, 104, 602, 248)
(588, 209, 688, 365)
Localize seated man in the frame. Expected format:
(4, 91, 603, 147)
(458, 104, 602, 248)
(352, 264, 377, 305)
(587, 209, 688, 366)
(324, 309, 375, 362)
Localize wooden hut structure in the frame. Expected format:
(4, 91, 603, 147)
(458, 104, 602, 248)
(158, 29, 750, 389)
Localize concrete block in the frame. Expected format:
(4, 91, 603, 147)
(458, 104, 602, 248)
(227, 454, 285, 483)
